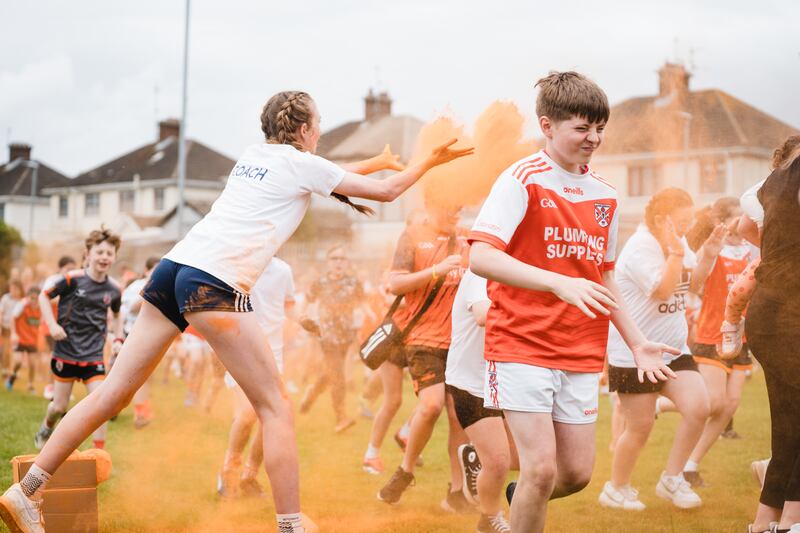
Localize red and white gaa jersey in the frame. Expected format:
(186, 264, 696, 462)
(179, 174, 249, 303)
(468, 150, 619, 373)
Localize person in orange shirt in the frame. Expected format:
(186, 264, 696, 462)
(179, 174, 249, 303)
(6, 287, 42, 392)
(376, 199, 473, 511)
(680, 198, 752, 487)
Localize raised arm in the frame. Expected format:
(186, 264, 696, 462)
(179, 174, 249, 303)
(689, 223, 726, 295)
(333, 139, 473, 203)
(339, 144, 405, 175)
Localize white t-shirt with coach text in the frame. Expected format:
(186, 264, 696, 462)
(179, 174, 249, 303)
(445, 270, 490, 398)
(607, 225, 696, 368)
(165, 144, 345, 293)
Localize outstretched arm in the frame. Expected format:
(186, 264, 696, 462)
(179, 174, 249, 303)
(333, 139, 473, 202)
(340, 144, 405, 175)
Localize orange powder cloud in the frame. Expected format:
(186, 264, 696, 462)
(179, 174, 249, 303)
(412, 101, 538, 209)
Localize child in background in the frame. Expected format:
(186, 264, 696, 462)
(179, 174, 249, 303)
(6, 287, 42, 392)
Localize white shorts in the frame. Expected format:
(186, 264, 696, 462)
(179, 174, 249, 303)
(484, 361, 600, 424)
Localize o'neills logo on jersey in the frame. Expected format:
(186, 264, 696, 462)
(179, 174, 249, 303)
(563, 186, 584, 196)
(594, 203, 612, 228)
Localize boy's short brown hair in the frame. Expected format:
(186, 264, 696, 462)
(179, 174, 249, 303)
(85, 226, 121, 252)
(535, 71, 610, 124)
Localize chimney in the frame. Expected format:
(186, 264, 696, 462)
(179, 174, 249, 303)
(658, 62, 691, 101)
(9, 143, 31, 162)
(158, 119, 180, 141)
(364, 89, 392, 122)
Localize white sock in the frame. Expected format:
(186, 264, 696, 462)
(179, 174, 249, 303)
(277, 513, 304, 533)
(20, 465, 52, 498)
(398, 420, 411, 439)
(364, 444, 380, 460)
(684, 460, 699, 472)
(654, 398, 663, 415)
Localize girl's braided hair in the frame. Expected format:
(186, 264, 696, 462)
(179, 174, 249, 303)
(261, 91, 374, 216)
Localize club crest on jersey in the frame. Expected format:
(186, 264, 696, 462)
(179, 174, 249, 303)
(103, 292, 112, 305)
(594, 203, 612, 228)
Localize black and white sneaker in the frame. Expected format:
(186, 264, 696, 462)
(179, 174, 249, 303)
(377, 467, 415, 504)
(458, 443, 481, 506)
(477, 511, 512, 533)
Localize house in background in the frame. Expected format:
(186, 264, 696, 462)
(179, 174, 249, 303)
(42, 119, 235, 248)
(0, 143, 71, 241)
(592, 62, 799, 235)
(310, 89, 425, 262)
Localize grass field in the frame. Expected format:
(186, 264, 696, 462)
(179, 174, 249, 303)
(0, 364, 770, 532)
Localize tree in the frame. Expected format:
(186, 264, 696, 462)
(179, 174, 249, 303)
(0, 221, 24, 284)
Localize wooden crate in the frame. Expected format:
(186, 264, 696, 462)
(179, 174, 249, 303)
(10, 455, 98, 533)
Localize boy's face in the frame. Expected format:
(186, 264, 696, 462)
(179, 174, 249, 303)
(541, 115, 605, 168)
(327, 249, 348, 276)
(86, 241, 116, 274)
(60, 262, 76, 274)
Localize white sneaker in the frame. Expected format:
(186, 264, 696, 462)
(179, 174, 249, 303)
(0, 484, 44, 533)
(720, 320, 744, 359)
(598, 481, 646, 511)
(789, 523, 800, 533)
(655, 472, 701, 509)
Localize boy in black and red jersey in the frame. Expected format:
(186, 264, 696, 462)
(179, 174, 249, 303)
(35, 228, 123, 451)
(468, 72, 679, 532)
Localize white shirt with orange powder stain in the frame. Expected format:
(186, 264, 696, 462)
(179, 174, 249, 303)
(165, 143, 345, 293)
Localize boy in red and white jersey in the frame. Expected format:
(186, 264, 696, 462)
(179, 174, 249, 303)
(468, 71, 679, 532)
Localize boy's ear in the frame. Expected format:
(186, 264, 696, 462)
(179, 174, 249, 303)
(539, 116, 554, 139)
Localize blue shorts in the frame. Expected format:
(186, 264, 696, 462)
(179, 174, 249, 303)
(141, 259, 252, 331)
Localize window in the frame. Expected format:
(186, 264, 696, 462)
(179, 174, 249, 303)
(627, 164, 661, 197)
(119, 190, 135, 213)
(154, 187, 165, 211)
(85, 193, 99, 216)
(58, 196, 68, 218)
(699, 158, 727, 194)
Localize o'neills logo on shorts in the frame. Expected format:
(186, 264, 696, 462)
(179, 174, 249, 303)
(584, 407, 598, 416)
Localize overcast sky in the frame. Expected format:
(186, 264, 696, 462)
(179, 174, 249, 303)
(2, 0, 798, 176)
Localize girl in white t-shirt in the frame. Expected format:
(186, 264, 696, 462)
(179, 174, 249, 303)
(3, 91, 473, 533)
(599, 188, 723, 512)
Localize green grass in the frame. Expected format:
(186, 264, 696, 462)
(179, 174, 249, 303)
(1, 366, 770, 532)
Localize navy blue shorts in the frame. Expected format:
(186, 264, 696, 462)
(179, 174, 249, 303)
(141, 259, 252, 331)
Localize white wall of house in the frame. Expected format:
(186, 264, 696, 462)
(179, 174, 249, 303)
(43, 181, 223, 243)
(2, 199, 51, 241)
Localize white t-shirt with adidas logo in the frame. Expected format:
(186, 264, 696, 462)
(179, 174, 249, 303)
(165, 144, 345, 293)
(607, 224, 696, 368)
